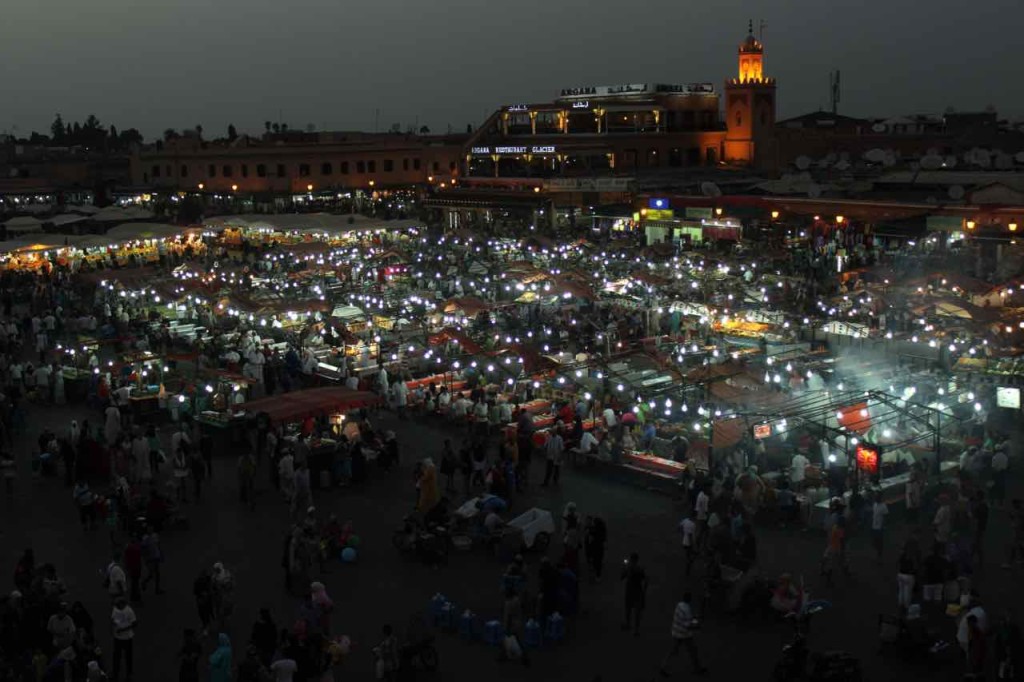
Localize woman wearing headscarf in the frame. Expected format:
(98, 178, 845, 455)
(417, 458, 440, 514)
(208, 633, 232, 682)
(211, 563, 234, 632)
(310, 581, 334, 635)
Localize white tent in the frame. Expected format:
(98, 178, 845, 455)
(205, 213, 420, 233)
(68, 205, 101, 215)
(105, 222, 186, 241)
(0, 237, 64, 254)
(48, 214, 89, 227)
(3, 216, 44, 233)
(93, 207, 132, 223)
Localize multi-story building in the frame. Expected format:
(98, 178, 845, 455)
(130, 131, 468, 193)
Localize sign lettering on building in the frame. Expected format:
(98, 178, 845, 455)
(507, 105, 529, 112)
(560, 83, 716, 100)
(473, 146, 558, 155)
(572, 101, 590, 109)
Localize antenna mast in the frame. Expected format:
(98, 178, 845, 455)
(759, 19, 767, 43)
(829, 70, 841, 115)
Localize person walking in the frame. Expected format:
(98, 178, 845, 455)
(110, 596, 136, 681)
(871, 492, 889, 562)
(896, 540, 918, 612)
(140, 527, 164, 595)
(657, 592, 708, 677)
(584, 515, 607, 581)
(292, 462, 312, 520)
(173, 448, 190, 503)
(238, 450, 256, 510)
(971, 491, 990, 566)
(278, 451, 296, 504)
(621, 552, 648, 636)
(542, 429, 564, 487)
(105, 555, 128, 604)
(177, 629, 201, 682)
(208, 633, 233, 682)
(123, 535, 144, 604)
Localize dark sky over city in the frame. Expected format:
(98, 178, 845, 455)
(1, 0, 1021, 140)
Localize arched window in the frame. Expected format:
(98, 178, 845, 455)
(735, 111, 743, 127)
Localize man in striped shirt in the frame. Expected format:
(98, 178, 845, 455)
(658, 593, 708, 677)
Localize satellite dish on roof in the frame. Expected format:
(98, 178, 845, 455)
(948, 185, 965, 200)
(795, 155, 812, 170)
(807, 184, 822, 198)
(700, 182, 722, 197)
(872, 123, 887, 133)
(920, 154, 944, 170)
(864, 148, 886, 163)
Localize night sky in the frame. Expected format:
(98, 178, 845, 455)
(1, 0, 1021, 140)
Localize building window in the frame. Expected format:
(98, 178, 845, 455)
(151, 165, 161, 178)
(299, 164, 310, 177)
(367, 160, 376, 173)
(735, 111, 742, 127)
(276, 164, 286, 178)
(321, 162, 333, 175)
(241, 164, 249, 178)
(449, 162, 456, 172)
(180, 165, 188, 177)
(432, 161, 440, 173)
(256, 164, 266, 178)
(356, 161, 366, 174)
(165, 165, 172, 178)
(340, 161, 349, 174)
(208, 164, 216, 177)
(403, 158, 409, 171)
(383, 159, 394, 172)
(706, 147, 718, 165)
(760, 110, 768, 126)
(222, 165, 233, 177)
(646, 148, 659, 167)
(413, 158, 421, 170)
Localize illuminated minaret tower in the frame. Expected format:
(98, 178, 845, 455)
(724, 20, 776, 166)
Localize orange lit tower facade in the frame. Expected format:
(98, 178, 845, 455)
(723, 22, 777, 167)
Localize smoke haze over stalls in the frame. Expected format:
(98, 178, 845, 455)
(1, 0, 1022, 140)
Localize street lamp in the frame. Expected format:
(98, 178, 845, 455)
(715, 207, 723, 216)
(835, 215, 845, 224)
(231, 184, 238, 192)
(368, 180, 375, 188)
(1009, 223, 1018, 232)
(197, 183, 204, 190)
(967, 220, 976, 230)
(771, 210, 780, 220)
(427, 175, 434, 183)
(307, 184, 313, 192)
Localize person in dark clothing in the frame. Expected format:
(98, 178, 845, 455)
(538, 557, 560, 619)
(199, 433, 213, 479)
(250, 608, 277, 665)
(621, 552, 648, 635)
(584, 516, 607, 580)
(193, 570, 214, 636)
(178, 628, 201, 682)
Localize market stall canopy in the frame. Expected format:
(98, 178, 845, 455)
(47, 214, 89, 227)
(105, 222, 186, 241)
(204, 213, 420, 233)
(0, 237, 65, 254)
(331, 305, 366, 321)
(444, 296, 491, 318)
(244, 386, 381, 425)
(3, 216, 44, 233)
(92, 207, 133, 223)
(428, 327, 483, 354)
(68, 204, 102, 215)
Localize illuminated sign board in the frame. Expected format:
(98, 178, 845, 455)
(648, 197, 669, 209)
(471, 146, 557, 155)
(997, 386, 1020, 409)
(559, 83, 715, 99)
(752, 423, 771, 440)
(572, 101, 590, 109)
(855, 443, 880, 475)
(507, 105, 529, 112)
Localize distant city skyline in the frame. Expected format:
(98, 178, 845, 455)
(2, 0, 1022, 140)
